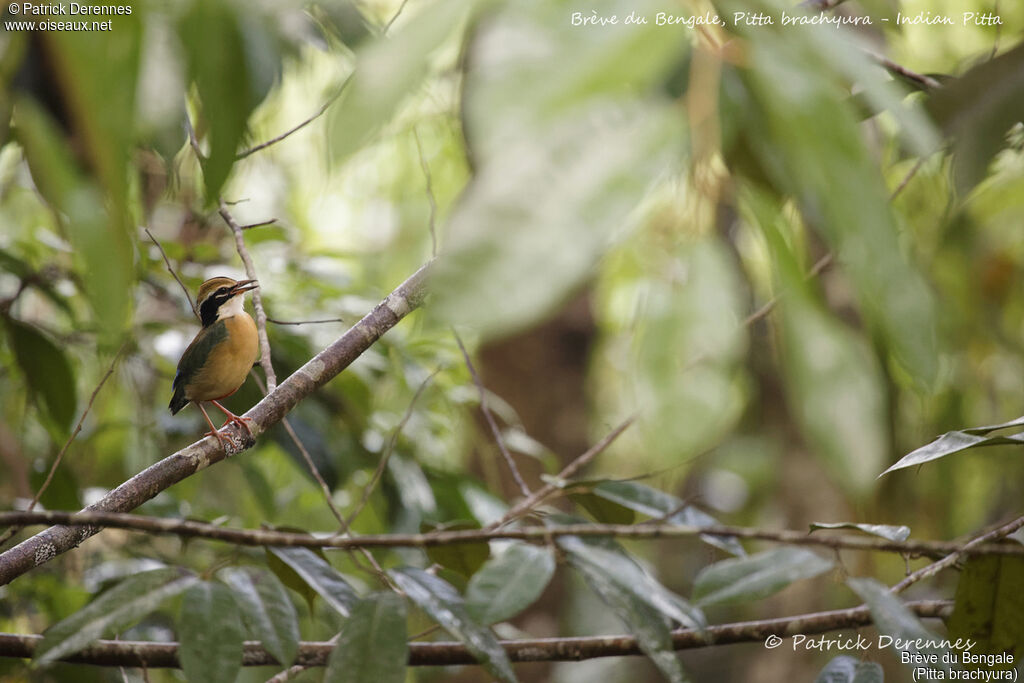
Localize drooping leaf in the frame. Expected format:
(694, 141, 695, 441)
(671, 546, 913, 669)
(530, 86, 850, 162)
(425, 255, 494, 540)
(592, 480, 746, 556)
(847, 577, 951, 675)
(559, 536, 693, 683)
(325, 592, 408, 683)
(809, 523, 911, 543)
(927, 43, 1024, 194)
(814, 655, 884, 683)
(423, 521, 491, 580)
(266, 546, 319, 613)
(389, 567, 516, 683)
(947, 555, 1024, 669)
(269, 547, 359, 616)
(177, 581, 245, 683)
(571, 491, 636, 525)
(327, 0, 474, 164)
(220, 567, 299, 666)
(693, 548, 833, 607)
(559, 535, 704, 631)
(179, 0, 254, 200)
(4, 317, 77, 433)
(36, 568, 197, 665)
(465, 543, 555, 625)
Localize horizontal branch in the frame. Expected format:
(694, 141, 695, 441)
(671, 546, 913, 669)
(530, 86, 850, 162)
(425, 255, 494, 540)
(0, 601, 952, 668)
(0, 262, 432, 586)
(2, 511, 1023, 559)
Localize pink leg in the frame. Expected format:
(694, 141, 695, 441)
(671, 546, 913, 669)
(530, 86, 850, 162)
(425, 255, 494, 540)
(195, 402, 232, 450)
(211, 400, 254, 437)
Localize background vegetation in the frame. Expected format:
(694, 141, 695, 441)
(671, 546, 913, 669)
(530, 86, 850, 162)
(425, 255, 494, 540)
(1, 0, 1023, 681)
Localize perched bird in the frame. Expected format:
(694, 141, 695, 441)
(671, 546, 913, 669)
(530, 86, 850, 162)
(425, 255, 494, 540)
(169, 277, 260, 449)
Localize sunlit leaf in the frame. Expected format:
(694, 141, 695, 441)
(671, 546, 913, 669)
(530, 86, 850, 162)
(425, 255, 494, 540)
(947, 556, 1024, 669)
(389, 567, 516, 683)
(325, 592, 407, 683)
(809, 523, 911, 543)
(328, 0, 473, 164)
(4, 317, 77, 433)
(220, 567, 299, 666)
(693, 548, 832, 607)
(269, 547, 359, 616)
(178, 581, 244, 683)
(36, 568, 196, 665)
(466, 543, 555, 625)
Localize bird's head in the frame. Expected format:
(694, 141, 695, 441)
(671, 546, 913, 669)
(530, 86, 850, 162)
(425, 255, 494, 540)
(196, 277, 258, 327)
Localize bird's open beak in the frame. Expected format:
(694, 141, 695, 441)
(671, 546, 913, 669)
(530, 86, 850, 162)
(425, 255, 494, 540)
(231, 279, 259, 295)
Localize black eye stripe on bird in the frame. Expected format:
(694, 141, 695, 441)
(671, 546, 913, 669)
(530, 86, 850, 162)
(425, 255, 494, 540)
(170, 277, 260, 451)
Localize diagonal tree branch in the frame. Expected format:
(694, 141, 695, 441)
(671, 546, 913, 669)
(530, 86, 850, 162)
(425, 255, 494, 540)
(0, 262, 431, 586)
(0, 601, 952, 668)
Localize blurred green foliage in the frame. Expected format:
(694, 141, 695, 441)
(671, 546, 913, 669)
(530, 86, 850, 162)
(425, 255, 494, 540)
(0, 0, 1023, 680)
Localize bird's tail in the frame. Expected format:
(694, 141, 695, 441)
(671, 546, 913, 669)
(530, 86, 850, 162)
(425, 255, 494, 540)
(169, 385, 189, 415)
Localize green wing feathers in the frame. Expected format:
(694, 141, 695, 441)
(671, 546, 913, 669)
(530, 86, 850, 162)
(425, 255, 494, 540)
(169, 321, 228, 414)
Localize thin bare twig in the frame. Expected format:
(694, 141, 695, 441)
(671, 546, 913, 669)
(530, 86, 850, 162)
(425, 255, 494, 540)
(219, 202, 277, 392)
(235, 76, 353, 160)
(743, 253, 834, 328)
(240, 219, 277, 230)
(0, 601, 953, 667)
(266, 317, 347, 326)
(345, 368, 440, 528)
(870, 53, 943, 92)
(454, 332, 531, 498)
(144, 228, 197, 319)
(489, 418, 635, 528)
(413, 127, 438, 256)
(0, 343, 127, 548)
(890, 157, 926, 200)
(384, 0, 411, 33)
(891, 513, 1024, 594)
(4, 510, 1024, 558)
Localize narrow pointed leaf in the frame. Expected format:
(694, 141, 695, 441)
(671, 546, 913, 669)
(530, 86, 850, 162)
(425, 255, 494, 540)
(389, 567, 516, 683)
(809, 523, 911, 543)
(325, 592, 408, 683)
(882, 427, 1024, 476)
(36, 568, 196, 665)
(220, 567, 299, 666)
(178, 581, 245, 683)
(693, 548, 832, 607)
(560, 537, 691, 683)
(847, 577, 952, 674)
(5, 317, 77, 432)
(466, 544, 556, 625)
(559, 535, 704, 631)
(269, 547, 359, 616)
(593, 480, 745, 556)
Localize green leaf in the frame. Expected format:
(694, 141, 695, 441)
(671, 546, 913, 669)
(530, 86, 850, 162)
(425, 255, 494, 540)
(559, 535, 704, 631)
(847, 577, 951, 674)
(325, 592, 408, 683)
(559, 537, 692, 683)
(269, 547, 359, 616)
(179, 0, 254, 200)
(592, 480, 746, 556)
(177, 581, 245, 683)
(327, 0, 473, 164)
(389, 567, 516, 683)
(633, 237, 748, 461)
(809, 523, 911, 543)
(36, 568, 197, 665)
(570, 491, 636, 525)
(814, 655, 884, 683)
(265, 546, 318, 613)
(881, 416, 1024, 475)
(693, 548, 833, 607)
(947, 556, 1024, 669)
(4, 317, 77, 433)
(465, 543, 555, 625)
(423, 521, 491, 580)
(219, 567, 299, 667)
(432, 100, 683, 339)
(927, 43, 1024, 194)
